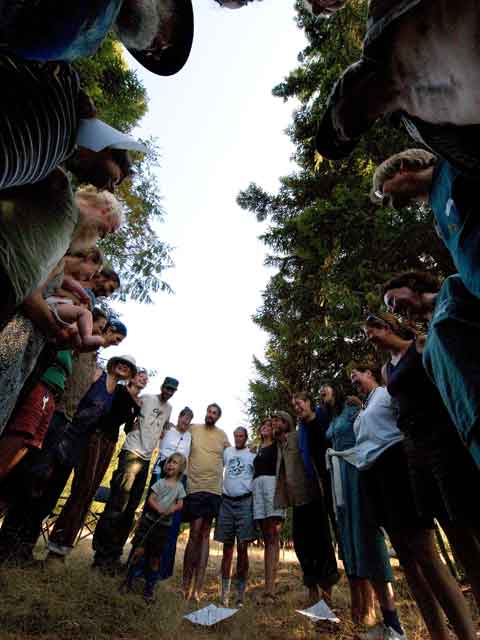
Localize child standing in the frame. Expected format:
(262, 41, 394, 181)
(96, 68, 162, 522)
(125, 452, 187, 602)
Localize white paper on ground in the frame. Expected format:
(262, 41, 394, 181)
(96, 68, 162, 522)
(296, 599, 340, 623)
(184, 604, 238, 626)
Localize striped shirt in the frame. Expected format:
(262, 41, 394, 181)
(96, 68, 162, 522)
(0, 55, 80, 190)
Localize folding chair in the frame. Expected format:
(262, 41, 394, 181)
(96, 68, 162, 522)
(40, 494, 67, 544)
(76, 485, 111, 542)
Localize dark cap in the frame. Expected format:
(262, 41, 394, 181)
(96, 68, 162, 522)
(162, 376, 179, 390)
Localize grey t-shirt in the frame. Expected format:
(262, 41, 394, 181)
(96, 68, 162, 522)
(123, 394, 172, 460)
(148, 478, 186, 526)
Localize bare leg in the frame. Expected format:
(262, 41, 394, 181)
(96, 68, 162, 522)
(192, 517, 213, 601)
(349, 577, 363, 623)
(221, 542, 234, 579)
(262, 518, 282, 597)
(351, 577, 377, 625)
(391, 529, 476, 640)
(236, 541, 249, 580)
(371, 579, 395, 612)
(183, 518, 203, 599)
(441, 519, 480, 610)
(220, 542, 234, 604)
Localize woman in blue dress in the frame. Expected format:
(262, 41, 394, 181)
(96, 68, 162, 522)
(321, 381, 395, 628)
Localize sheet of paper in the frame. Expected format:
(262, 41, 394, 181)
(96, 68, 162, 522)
(296, 599, 340, 623)
(184, 604, 238, 626)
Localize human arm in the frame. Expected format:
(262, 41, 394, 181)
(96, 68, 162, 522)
(61, 275, 91, 307)
(21, 287, 79, 347)
(146, 492, 170, 515)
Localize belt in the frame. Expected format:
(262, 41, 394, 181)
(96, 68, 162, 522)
(222, 492, 252, 502)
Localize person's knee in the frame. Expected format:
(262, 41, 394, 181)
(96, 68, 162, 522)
(200, 520, 213, 539)
(188, 526, 203, 546)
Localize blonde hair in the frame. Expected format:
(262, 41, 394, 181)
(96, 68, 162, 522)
(166, 452, 187, 477)
(75, 186, 125, 226)
(69, 187, 125, 254)
(370, 149, 437, 204)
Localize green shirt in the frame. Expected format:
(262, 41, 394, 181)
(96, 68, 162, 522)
(41, 350, 73, 392)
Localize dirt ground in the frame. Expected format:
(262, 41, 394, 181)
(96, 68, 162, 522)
(0, 532, 477, 640)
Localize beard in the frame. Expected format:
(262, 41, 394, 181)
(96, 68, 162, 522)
(115, 0, 173, 50)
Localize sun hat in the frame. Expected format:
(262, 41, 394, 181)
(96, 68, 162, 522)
(123, 0, 194, 77)
(107, 354, 137, 375)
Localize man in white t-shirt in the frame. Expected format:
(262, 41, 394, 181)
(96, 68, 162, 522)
(214, 427, 256, 607)
(92, 376, 178, 570)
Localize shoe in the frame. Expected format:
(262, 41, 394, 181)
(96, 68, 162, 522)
(357, 623, 407, 640)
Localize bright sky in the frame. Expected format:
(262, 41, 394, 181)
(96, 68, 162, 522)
(102, 1, 307, 439)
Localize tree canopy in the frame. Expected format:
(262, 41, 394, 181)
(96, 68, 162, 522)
(240, 0, 454, 425)
(74, 36, 173, 303)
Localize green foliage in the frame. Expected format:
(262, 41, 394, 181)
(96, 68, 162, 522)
(74, 35, 147, 132)
(241, 0, 454, 429)
(74, 36, 173, 303)
(100, 141, 174, 303)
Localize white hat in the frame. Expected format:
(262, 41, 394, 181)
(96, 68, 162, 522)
(76, 118, 148, 154)
(107, 354, 137, 375)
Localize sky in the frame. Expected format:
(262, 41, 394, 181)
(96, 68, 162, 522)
(102, 1, 307, 439)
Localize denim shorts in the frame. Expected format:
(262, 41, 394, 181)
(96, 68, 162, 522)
(214, 495, 257, 544)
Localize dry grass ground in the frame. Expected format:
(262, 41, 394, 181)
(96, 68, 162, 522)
(0, 533, 477, 640)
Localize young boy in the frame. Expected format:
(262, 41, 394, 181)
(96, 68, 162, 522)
(124, 452, 187, 602)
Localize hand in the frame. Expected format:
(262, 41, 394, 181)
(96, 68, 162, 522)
(346, 395, 362, 407)
(48, 324, 80, 349)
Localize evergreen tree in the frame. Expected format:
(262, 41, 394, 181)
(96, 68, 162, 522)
(240, 0, 453, 427)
